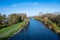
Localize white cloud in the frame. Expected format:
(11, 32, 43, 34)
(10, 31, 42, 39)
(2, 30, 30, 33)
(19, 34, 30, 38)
(33, 2, 38, 5)
(12, 4, 17, 7)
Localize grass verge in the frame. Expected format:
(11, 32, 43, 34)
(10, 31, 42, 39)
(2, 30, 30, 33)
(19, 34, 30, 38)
(0, 20, 26, 40)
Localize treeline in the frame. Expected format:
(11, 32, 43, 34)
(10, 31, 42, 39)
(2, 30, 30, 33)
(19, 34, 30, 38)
(0, 19, 29, 40)
(48, 14, 60, 27)
(0, 13, 26, 29)
(34, 13, 60, 33)
(42, 14, 60, 27)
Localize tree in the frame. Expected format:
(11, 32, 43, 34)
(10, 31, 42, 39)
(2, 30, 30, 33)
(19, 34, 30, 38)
(1, 14, 6, 21)
(0, 13, 2, 25)
(8, 14, 18, 25)
(18, 16, 22, 22)
(43, 17, 48, 24)
(0, 14, 7, 29)
(51, 23, 57, 31)
(0, 13, 2, 29)
(1, 14, 6, 27)
(8, 14, 21, 25)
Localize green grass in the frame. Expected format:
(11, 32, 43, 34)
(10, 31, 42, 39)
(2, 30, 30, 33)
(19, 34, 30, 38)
(0, 18, 30, 40)
(55, 26, 60, 30)
(0, 23, 19, 34)
(0, 21, 26, 40)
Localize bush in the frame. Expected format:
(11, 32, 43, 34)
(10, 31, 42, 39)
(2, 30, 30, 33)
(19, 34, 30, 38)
(57, 23, 60, 27)
(51, 23, 57, 30)
(47, 20, 53, 25)
(0, 25, 3, 29)
(43, 17, 49, 25)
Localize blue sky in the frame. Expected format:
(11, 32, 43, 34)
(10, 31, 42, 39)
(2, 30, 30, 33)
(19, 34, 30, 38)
(0, 0, 60, 16)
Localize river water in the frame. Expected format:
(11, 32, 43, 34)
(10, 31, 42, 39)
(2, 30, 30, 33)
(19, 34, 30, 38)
(9, 18, 60, 40)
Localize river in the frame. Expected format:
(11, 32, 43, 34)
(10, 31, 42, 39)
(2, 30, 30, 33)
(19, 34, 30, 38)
(9, 18, 60, 40)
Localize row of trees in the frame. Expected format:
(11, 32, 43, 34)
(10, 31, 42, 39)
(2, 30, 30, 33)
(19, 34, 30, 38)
(0, 14, 7, 28)
(0, 13, 26, 29)
(42, 14, 60, 27)
(43, 17, 57, 30)
(34, 13, 60, 31)
(50, 15, 60, 27)
(8, 14, 22, 26)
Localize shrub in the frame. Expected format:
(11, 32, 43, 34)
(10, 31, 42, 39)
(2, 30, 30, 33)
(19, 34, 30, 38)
(51, 23, 57, 30)
(0, 25, 3, 29)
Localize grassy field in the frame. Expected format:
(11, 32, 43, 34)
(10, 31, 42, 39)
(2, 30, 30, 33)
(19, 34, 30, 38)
(0, 21, 26, 40)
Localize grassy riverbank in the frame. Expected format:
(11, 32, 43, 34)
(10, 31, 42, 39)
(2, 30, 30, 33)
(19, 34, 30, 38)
(0, 19, 29, 40)
(34, 17, 60, 34)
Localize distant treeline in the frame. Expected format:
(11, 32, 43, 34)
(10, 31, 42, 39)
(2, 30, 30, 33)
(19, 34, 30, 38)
(0, 13, 26, 29)
(41, 14, 60, 27)
(34, 13, 60, 33)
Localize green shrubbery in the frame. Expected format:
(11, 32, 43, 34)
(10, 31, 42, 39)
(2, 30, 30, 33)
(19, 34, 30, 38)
(0, 25, 3, 29)
(0, 13, 26, 29)
(34, 16, 60, 32)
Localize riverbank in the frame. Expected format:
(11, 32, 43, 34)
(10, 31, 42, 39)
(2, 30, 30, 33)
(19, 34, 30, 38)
(34, 17, 60, 34)
(8, 18, 59, 40)
(0, 19, 30, 40)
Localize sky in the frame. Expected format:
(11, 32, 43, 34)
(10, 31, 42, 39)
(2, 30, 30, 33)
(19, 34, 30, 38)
(0, 0, 60, 16)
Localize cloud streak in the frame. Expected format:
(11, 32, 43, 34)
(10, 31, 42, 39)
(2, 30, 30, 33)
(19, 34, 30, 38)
(12, 4, 17, 7)
(33, 2, 38, 5)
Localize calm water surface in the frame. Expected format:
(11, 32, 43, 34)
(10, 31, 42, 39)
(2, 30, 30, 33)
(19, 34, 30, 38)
(9, 18, 60, 40)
